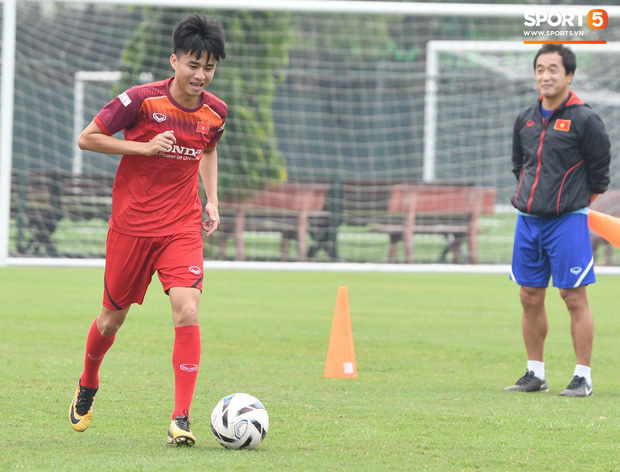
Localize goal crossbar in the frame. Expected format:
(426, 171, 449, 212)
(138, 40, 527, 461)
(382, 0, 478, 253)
(424, 41, 620, 182)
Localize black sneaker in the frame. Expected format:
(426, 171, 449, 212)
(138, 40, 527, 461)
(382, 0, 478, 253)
(167, 410, 196, 446)
(504, 370, 549, 392)
(559, 375, 593, 397)
(69, 379, 98, 432)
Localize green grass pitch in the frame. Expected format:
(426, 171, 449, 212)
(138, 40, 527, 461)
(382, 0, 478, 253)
(0, 267, 618, 471)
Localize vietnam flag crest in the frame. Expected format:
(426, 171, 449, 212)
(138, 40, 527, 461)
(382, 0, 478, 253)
(554, 119, 571, 132)
(197, 122, 210, 134)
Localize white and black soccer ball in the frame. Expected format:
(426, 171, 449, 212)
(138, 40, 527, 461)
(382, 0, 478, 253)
(210, 393, 269, 450)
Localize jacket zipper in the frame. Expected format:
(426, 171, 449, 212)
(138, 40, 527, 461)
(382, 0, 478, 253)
(526, 112, 553, 213)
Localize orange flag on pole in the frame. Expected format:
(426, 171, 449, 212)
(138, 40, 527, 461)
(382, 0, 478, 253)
(588, 209, 620, 250)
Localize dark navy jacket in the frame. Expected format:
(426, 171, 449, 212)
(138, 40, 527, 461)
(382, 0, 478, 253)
(512, 91, 611, 217)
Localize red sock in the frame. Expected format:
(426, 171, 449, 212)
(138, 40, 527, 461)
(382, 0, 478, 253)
(81, 317, 116, 389)
(172, 325, 201, 419)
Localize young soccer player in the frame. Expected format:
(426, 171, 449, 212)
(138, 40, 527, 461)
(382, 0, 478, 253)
(69, 13, 226, 445)
(505, 44, 611, 397)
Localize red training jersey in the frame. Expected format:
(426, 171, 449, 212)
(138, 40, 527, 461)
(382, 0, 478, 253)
(94, 77, 227, 236)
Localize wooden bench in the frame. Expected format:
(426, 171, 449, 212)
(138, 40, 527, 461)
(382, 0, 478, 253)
(333, 181, 495, 263)
(299, 180, 497, 263)
(590, 190, 620, 265)
(370, 184, 496, 263)
(218, 183, 329, 261)
(11, 170, 113, 256)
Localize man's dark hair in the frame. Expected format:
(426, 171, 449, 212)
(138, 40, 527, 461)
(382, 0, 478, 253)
(173, 13, 226, 62)
(533, 44, 576, 75)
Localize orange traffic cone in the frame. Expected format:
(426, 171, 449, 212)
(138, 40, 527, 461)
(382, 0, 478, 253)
(324, 286, 357, 378)
(589, 209, 620, 250)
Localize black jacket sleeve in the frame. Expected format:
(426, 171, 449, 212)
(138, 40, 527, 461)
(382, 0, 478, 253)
(511, 112, 524, 180)
(580, 111, 611, 195)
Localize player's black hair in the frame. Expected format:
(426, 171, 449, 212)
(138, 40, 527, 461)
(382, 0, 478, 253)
(173, 13, 226, 62)
(533, 44, 576, 75)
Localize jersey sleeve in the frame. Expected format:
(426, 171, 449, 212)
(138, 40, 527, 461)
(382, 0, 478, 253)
(204, 97, 227, 149)
(94, 86, 142, 136)
(207, 119, 226, 148)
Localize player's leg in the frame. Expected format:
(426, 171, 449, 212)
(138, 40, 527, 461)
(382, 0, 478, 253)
(560, 286, 593, 366)
(520, 286, 548, 363)
(166, 287, 201, 446)
(504, 286, 550, 392)
(82, 307, 129, 384)
(170, 286, 202, 419)
(70, 306, 129, 432)
(70, 229, 157, 431)
(558, 287, 594, 397)
(506, 215, 550, 392)
(156, 232, 204, 446)
(548, 213, 595, 397)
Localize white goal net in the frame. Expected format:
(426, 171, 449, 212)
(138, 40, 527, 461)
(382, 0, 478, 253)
(2, 1, 620, 267)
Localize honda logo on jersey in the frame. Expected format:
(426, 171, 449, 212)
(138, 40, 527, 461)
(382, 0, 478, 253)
(169, 145, 200, 157)
(159, 145, 202, 161)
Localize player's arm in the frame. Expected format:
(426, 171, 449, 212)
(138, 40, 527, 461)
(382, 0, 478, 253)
(581, 112, 611, 197)
(200, 147, 220, 236)
(511, 114, 525, 180)
(78, 120, 176, 156)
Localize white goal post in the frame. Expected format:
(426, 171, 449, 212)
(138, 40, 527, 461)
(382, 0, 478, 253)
(72, 71, 122, 175)
(0, 0, 17, 267)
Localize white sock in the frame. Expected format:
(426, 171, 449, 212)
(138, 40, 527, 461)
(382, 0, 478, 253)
(527, 360, 545, 380)
(574, 364, 592, 386)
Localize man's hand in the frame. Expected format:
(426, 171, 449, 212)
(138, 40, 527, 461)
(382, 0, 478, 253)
(144, 130, 176, 155)
(203, 201, 220, 236)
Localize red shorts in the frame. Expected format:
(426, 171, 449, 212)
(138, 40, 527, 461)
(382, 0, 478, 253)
(103, 229, 204, 310)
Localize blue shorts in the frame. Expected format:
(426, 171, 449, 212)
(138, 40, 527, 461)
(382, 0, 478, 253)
(510, 212, 595, 289)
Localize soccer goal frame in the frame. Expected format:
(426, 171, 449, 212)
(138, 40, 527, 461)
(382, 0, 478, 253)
(2, 0, 620, 272)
